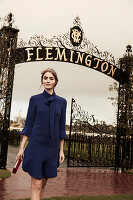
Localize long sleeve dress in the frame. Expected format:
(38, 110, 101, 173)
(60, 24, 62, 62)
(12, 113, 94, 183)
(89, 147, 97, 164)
(20, 89, 67, 179)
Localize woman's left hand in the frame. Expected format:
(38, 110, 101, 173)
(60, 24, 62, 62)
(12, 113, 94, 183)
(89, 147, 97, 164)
(59, 151, 65, 163)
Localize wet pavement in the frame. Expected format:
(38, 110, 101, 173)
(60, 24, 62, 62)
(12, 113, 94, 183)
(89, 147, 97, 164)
(0, 145, 133, 199)
(6, 145, 20, 168)
(0, 167, 133, 200)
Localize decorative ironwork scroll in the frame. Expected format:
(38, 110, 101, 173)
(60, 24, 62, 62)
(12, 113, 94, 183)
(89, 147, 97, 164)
(0, 13, 16, 29)
(17, 16, 117, 66)
(17, 34, 117, 66)
(16, 16, 127, 84)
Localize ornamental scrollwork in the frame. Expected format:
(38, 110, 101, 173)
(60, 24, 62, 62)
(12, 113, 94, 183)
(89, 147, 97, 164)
(17, 16, 117, 66)
(0, 13, 17, 29)
(71, 98, 115, 136)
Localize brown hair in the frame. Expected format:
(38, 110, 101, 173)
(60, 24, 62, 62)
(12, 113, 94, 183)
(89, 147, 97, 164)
(41, 68, 58, 88)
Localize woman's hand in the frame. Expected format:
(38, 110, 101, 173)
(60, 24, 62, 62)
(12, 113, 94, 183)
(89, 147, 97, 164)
(15, 135, 29, 162)
(16, 148, 24, 162)
(59, 150, 65, 163)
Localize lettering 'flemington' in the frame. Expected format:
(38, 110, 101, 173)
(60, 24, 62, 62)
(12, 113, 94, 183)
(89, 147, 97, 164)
(25, 47, 117, 76)
(15, 46, 124, 83)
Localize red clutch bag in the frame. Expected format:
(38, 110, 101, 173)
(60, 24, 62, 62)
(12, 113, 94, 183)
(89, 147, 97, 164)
(12, 157, 22, 174)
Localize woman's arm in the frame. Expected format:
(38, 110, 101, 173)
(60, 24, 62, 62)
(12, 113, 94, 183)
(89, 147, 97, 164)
(59, 99, 67, 163)
(16, 96, 36, 162)
(20, 96, 36, 137)
(59, 138, 65, 163)
(16, 135, 29, 161)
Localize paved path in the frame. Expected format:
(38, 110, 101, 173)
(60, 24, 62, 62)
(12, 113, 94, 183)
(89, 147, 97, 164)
(1, 145, 133, 199)
(1, 167, 133, 200)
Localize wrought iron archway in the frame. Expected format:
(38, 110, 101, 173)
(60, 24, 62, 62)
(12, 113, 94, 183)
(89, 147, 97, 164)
(0, 13, 132, 169)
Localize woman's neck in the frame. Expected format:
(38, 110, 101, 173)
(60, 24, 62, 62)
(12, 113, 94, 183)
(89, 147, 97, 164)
(44, 88, 54, 95)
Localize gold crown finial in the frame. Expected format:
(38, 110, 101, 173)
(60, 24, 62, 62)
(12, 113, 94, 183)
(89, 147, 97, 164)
(73, 15, 81, 26)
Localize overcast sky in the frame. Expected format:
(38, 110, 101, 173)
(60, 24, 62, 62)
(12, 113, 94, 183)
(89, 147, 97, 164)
(0, 0, 133, 125)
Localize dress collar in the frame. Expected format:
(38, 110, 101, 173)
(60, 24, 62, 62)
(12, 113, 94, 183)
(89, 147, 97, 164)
(42, 89, 56, 98)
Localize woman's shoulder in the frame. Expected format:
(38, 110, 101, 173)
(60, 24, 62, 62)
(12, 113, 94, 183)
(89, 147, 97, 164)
(55, 94, 67, 103)
(29, 93, 43, 101)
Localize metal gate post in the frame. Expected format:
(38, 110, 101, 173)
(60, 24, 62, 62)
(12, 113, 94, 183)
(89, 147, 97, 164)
(0, 13, 19, 169)
(116, 45, 133, 171)
(67, 98, 74, 167)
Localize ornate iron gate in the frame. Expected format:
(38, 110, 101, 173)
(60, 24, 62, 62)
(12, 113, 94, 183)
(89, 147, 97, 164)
(0, 13, 132, 169)
(67, 98, 117, 167)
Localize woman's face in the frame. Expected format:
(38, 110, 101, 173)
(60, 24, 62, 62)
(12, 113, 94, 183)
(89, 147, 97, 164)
(42, 72, 56, 90)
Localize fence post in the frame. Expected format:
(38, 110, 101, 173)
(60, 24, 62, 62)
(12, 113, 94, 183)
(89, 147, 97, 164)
(67, 98, 74, 167)
(116, 45, 133, 171)
(0, 13, 19, 169)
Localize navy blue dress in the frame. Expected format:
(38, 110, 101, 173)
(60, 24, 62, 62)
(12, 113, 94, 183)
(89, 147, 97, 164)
(20, 89, 67, 179)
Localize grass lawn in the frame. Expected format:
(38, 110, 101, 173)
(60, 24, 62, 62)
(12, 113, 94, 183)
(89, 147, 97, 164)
(124, 169, 133, 174)
(13, 194, 133, 200)
(0, 169, 11, 179)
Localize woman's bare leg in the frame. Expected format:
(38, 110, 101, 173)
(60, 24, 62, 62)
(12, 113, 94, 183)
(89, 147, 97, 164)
(30, 177, 44, 200)
(40, 177, 48, 199)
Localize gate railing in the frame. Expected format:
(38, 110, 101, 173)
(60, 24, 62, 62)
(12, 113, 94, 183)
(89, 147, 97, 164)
(66, 98, 118, 167)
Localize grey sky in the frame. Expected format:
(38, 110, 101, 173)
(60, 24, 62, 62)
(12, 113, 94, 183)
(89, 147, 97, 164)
(1, 0, 133, 125)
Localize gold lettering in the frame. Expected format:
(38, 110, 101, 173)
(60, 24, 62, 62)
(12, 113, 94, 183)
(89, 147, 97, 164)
(101, 62, 108, 72)
(93, 58, 102, 69)
(70, 50, 74, 62)
(85, 55, 92, 67)
(25, 48, 34, 61)
(36, 47, 43, 60)
(75, 52, 84, 64)
(107, 65, 117, 77)
(54, 48, 67, 61)
(45, 48, 53, 60)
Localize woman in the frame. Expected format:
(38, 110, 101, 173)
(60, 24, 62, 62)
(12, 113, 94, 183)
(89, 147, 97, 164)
(16, 67, 67, 200)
